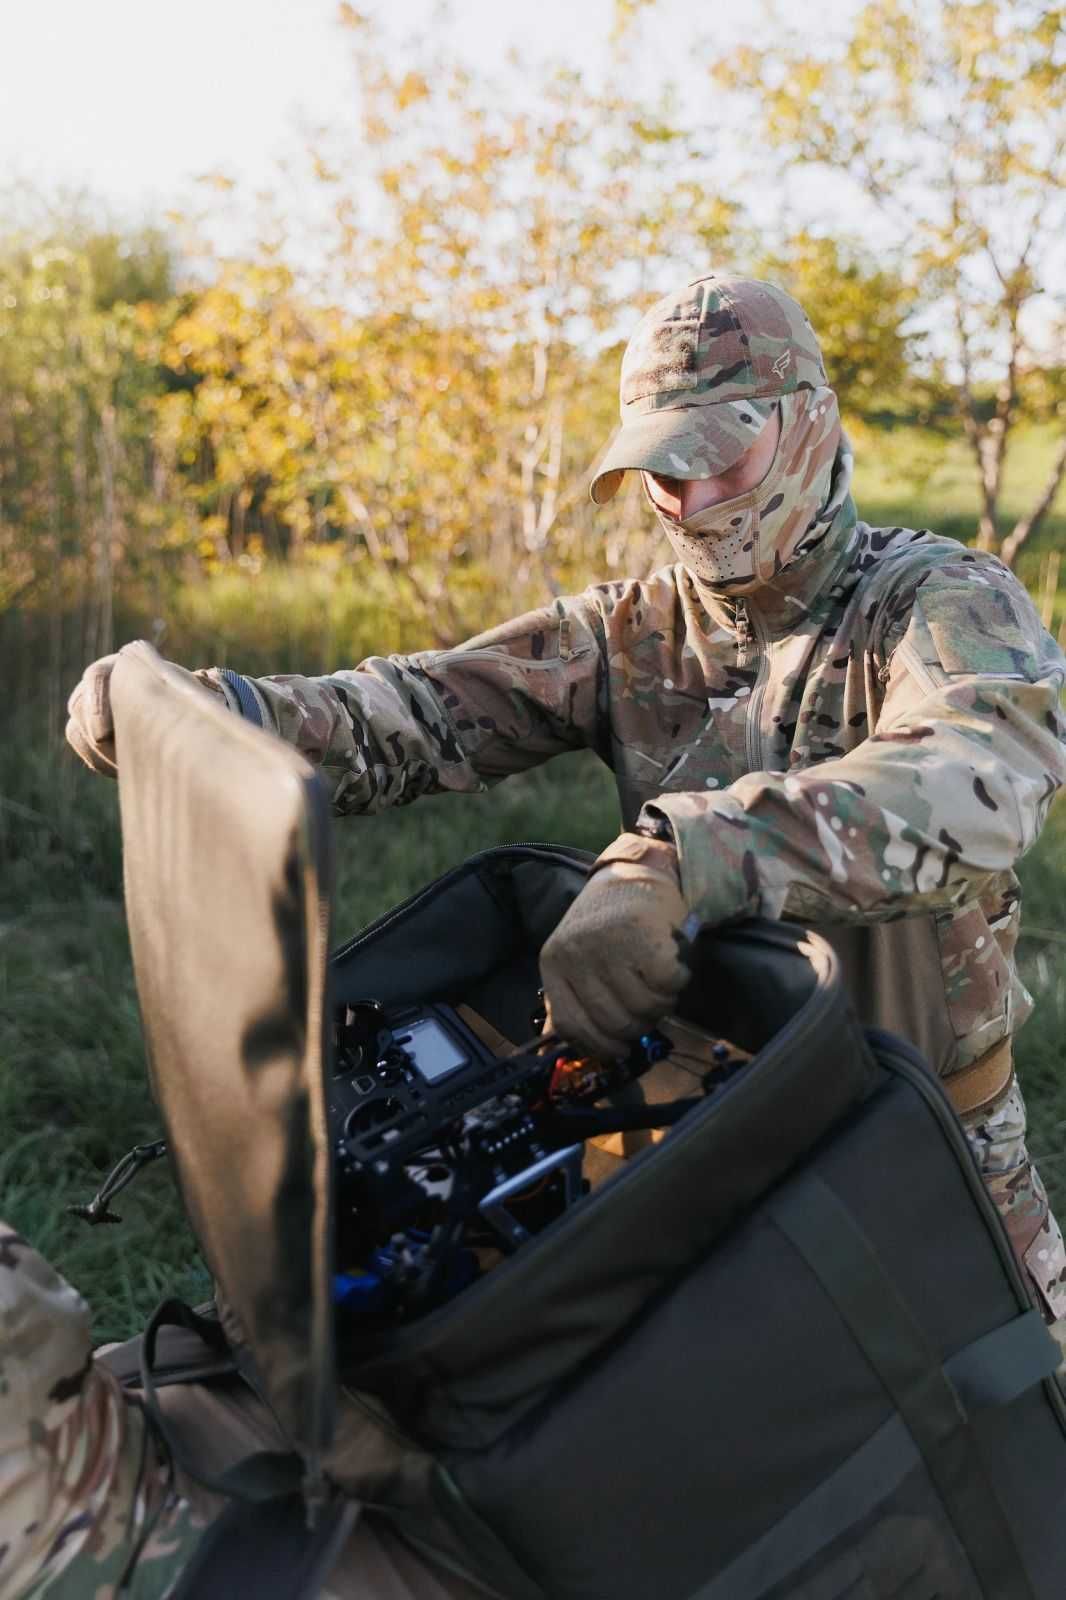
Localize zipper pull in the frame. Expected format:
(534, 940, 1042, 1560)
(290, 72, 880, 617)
(735, 600, 750, 649)
(68, 1139, 168, 1226)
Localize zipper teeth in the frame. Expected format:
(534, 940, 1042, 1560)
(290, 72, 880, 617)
(743, 602, 771, 771)
(330, 843, 593, 964)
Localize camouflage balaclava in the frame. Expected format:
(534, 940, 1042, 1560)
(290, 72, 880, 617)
(654, 388, 841, 593)
(590, 273, 844, 594)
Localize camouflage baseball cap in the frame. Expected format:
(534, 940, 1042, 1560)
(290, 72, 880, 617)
(590, 273, 828, 504)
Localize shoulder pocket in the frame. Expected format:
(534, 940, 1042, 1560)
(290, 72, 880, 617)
(917, 576, 1038, 679)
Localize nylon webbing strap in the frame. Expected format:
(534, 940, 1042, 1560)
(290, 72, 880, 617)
(686, 1304, 1058, 1600)
(687, 1414, 919, 1600)
(944, 1309, 1061, 1411)
(770, 1174, 1036, 1600)
(140, 1298, 304, 1501)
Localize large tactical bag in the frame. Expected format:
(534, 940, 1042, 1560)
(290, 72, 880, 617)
(103, 642, 1066, 1599)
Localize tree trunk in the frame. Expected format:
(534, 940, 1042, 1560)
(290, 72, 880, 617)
(971, 425, 1008, 553)
(999, 430, 1066, 570)
(48, 432, 63, 745)
(94, 406, 118, 656)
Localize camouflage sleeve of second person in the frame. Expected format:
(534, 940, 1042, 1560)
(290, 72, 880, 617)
(647, 559, 1066, 929)
(200, 598, 607, 814)
(0, 1221, 206, 1600)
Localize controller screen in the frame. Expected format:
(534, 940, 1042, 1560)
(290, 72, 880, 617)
(400, 1017, 468, 1082)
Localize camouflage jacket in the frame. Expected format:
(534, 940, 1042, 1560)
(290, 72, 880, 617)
(224, 492, 1066, 1085)
(0, 1223, 207, 1600)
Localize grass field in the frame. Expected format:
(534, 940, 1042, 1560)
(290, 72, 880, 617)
(2, 720, 1065, 1343)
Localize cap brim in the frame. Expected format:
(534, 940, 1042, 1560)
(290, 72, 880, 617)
(589, 397, 777, 504)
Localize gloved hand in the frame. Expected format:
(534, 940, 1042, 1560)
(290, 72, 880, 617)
(540, 833, 692, 1060)
(66, 652, 225, 777)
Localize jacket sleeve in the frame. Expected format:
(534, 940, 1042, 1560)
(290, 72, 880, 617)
(0, 1221, 204, 1600)
(206, 597, 606, 816)
(646, 560, 1066, 928)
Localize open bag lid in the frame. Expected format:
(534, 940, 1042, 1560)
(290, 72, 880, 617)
(110, 641, 336, 1462)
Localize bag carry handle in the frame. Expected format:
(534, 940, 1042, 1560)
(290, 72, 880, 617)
(140, 1297, 306, 1502)
(133, 1296, 360, 1599)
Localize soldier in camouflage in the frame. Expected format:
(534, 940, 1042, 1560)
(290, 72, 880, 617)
(52, 271, 1066, 1594)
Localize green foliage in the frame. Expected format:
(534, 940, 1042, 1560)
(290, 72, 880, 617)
(82, 227, 175, 311)
(0, 225, 178, 657)
(0, 13, 930, 676)
(755, 232, 917, 419)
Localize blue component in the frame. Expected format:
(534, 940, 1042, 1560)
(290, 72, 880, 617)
(332, 1270, 387, 1311)
(219, 669, 265, 728)
(335, 1230, 479, 1315)
(638, 1030, 670, 1064)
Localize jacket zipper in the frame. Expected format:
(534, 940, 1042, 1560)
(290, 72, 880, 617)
(737, 600, 771, 772)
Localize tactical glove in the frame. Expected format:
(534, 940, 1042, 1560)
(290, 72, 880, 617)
(540, 833, 691, 1060)
(66, 651, 225, 778)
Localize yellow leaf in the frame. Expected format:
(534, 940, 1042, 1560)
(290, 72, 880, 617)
(395, 72, 431, 112)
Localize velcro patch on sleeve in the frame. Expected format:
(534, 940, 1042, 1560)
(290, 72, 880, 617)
(917, 577, 1037, 679)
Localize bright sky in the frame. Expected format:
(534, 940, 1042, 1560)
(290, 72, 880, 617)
(3, 0, 862, 231)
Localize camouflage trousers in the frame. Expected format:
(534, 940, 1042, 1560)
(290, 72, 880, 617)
(963, 1082, 1066, 1350)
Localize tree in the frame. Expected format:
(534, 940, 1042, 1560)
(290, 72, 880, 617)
(754, 232, 918, 421)
(712, 0, 1066, 566)
(157, 13, 748, 641)
(0, 227, 174, 727)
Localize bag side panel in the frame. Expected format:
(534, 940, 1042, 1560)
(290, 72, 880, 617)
(443, 1074, 1066, 1600)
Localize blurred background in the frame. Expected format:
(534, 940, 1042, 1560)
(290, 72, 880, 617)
(3, 0, 1066, 1336)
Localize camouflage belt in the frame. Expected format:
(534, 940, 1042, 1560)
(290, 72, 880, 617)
(945, 1039, 1014, 1118)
